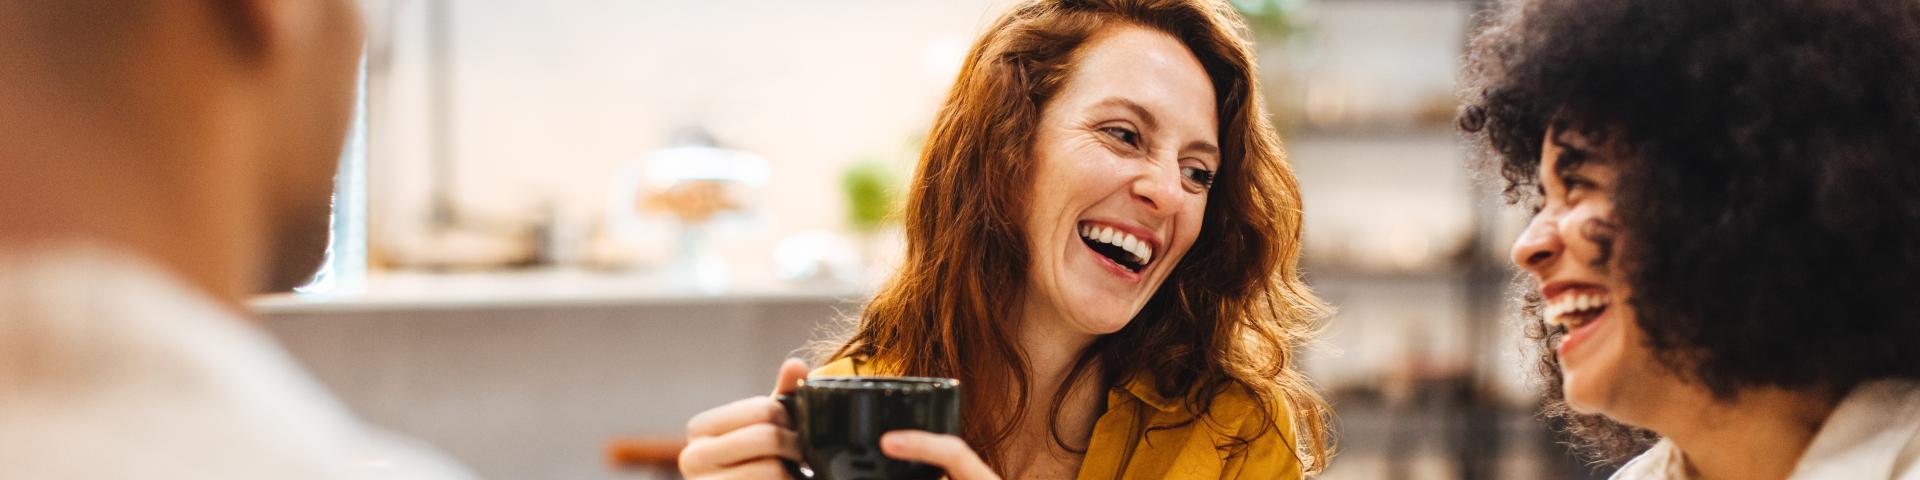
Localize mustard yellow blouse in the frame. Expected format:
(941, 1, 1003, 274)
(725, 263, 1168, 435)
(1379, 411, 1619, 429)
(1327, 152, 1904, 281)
(813, 358, 1305, 480)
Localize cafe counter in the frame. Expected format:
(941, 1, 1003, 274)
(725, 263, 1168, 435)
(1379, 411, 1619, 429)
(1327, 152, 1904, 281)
(252, 269, 863, 479)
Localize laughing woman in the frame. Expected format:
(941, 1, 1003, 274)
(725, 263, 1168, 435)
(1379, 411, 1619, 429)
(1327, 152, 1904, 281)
(1462, 0, 1920, 478)
(678, 1, 1332, 479)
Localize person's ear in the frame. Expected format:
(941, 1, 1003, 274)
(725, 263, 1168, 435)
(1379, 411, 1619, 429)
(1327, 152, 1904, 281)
(211, 0, 370, 78)
(204, 0, 277, 63)
(208, 0, 341, 67)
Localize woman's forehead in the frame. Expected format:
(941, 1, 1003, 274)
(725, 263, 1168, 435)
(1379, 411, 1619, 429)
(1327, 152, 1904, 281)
(1059, 26, 1217, 133)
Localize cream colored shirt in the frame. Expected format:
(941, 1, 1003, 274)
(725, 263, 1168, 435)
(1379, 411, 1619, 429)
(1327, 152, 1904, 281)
(1612, 380, 1920, 480)
(0, 247, 473, 479)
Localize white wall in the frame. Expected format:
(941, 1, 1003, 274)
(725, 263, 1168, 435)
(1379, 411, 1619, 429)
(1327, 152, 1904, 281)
(369, 0, 1012, 267)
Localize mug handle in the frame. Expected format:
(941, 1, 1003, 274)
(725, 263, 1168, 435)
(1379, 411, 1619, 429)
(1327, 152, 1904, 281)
(774, 393, 810, 479)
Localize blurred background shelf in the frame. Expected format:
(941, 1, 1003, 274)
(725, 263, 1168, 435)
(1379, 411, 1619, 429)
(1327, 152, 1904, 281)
(255, 269, 865, 314)
(260, 278, 856, 480)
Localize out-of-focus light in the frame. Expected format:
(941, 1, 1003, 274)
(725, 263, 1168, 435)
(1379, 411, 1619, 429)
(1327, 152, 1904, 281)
(774, 230, 862, 285)
(642, 145, 771, 189)
(1304, 79, 1350, 129)
(1386, 223, 1432, 271)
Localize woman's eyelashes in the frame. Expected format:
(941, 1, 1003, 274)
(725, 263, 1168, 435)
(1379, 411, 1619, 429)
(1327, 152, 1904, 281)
(1556, 172, 1603, 205)
(1561, 173, 1595, 192)
(1099, 125, 1141, 148)
(1096, 123, 1215, 192)
(1181, 165, 1215, 191)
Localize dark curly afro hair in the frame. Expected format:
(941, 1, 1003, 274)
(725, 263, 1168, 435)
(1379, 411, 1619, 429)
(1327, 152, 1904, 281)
(1459, 0, 1920, 465)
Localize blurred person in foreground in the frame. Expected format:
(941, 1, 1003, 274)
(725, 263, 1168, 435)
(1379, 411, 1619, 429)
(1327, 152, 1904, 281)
(0, 1, 469, 478)
(679, 0, 1333, 478)
(1461, 0, 1920, 478)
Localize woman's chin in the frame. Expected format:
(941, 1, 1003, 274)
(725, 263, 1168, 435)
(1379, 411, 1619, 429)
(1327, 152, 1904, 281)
(1559, 370, 1613, 415)
(1054, 287, 1144, 334)
(1562, 395, 1603, 415)
(1061, 306, 1136, 336)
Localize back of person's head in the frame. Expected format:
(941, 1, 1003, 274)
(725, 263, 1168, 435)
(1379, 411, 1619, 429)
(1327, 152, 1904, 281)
(1461, 0, 1920, 463)
(0, 0, 366, 297)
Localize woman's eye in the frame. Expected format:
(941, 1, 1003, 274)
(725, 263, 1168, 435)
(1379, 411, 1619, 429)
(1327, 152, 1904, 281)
(1181, 166, 1215, 190)
(1101, 126, 1140, 146)
(1562, 179, 1601, 205)
(1560, 171, 1602, 193)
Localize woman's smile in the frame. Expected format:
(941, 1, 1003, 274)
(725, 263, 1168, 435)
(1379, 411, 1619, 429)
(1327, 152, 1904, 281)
(1543, 285, 1614, 357)
(1074, 220, 1161, 281)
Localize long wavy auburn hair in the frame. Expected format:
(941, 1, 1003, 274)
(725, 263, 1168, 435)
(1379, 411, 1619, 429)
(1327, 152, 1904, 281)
(826, 0, 1332, 472)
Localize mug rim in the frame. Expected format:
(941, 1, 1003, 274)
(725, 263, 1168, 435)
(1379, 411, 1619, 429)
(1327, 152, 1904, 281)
(800, 375, 960, 389)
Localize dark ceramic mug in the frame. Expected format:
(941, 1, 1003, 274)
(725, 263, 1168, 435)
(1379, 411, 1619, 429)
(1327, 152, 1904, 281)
(775, 376, 962, 480)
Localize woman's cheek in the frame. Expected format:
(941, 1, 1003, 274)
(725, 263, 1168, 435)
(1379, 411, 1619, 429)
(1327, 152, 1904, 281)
(1180, 198, 1207, 244)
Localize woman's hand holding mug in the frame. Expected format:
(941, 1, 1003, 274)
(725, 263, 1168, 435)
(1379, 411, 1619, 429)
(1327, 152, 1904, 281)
(681, 359, 996, 480)
(679, 359, 810, 479)
(878, 430, 1001, 480)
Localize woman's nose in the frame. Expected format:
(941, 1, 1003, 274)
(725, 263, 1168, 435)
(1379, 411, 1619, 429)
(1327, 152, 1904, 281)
(1510, 213, 1564, 272)
(1130, 163, 1186, 215)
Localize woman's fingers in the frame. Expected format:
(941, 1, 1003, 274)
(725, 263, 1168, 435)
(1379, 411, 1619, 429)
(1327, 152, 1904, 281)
(678, 423, 799, 476)
(686, 396, 787, 438)
(686, 458, 787, 480)
(770, 357, 810, 395)
(880, 430, 1000, 480)
(681, 359, 814, 478)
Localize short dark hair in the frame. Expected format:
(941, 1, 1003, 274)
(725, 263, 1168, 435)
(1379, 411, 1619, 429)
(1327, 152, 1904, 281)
(1460, 0, 1920, 464)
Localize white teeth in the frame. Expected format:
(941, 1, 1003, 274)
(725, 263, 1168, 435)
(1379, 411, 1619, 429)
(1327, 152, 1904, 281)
(1078, 223, 1153, 266)
(1542, 290, 1612, 329)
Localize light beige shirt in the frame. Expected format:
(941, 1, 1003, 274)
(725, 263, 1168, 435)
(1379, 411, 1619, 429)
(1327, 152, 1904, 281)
(1612, 380, 1920, 480)
(0, 247, 473, 479)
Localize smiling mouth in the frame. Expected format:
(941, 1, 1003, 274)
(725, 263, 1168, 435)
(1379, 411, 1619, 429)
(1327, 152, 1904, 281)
(1078, 222, 1154, 273)
(1543, 289, 1610, 333)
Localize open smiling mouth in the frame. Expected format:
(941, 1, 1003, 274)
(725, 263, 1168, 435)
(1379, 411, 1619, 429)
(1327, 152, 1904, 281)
(1542, 290, 1610, 333)
(1078, 223, 1155, 273)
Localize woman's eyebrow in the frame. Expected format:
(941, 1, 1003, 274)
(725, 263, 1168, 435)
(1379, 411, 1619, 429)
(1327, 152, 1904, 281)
(1551, 145, 1592, 181)
(1183, 141, 1219, 161)
(1091, 97, 1158, 132)
(1093, 97, 1216, 157)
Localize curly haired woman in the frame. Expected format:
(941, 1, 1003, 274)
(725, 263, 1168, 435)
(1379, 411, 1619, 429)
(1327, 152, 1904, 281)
(1462, 0, 1920, 478)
